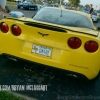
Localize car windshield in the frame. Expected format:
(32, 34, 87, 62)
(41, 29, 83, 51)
(33, 8, 94, 29)
(92, 12, 97, 15)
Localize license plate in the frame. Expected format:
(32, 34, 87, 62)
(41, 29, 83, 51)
(32, 44, 52, 57)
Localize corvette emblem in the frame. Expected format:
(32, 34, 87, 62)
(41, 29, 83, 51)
(38, 32, 49, 37)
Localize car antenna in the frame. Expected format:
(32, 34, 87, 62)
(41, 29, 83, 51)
(60, 0, 62, 17)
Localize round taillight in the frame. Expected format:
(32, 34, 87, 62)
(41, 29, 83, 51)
(0, 22, 9, 33)
(68, 37, 81, 49)
(11, 25, 21, 36)
(85, 41, 98, 53)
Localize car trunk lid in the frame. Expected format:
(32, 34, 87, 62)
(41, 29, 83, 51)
(8, 17, 98, 36)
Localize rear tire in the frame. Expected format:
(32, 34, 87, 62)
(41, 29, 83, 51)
(27, 7, 29, 10)
(65, 71, 100, 84)
(18, 6, 20, 9)
(95, 19, 98, 23)
(35, 7, 38, 11)
(33, 6, 37, 11)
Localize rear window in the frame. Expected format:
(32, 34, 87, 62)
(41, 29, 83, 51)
(33, 8, 94, 29)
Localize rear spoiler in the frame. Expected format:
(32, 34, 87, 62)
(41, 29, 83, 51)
(6, 17, 98, 37)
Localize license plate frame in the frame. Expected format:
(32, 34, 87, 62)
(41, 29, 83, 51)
(32, 44, 52, 57)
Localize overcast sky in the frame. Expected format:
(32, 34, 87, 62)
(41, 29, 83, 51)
(65, 0, 100, 6)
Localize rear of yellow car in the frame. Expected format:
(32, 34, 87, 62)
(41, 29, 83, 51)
(0, 18, 100, 80)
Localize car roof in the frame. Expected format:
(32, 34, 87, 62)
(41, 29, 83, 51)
(23, 1, 32, 3)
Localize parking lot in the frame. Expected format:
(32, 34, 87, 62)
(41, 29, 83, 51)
(0, 5, 100, 100)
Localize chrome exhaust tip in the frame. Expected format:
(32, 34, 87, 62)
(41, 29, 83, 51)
(7, 56, 18, 62)
(66, 73, 79, 78)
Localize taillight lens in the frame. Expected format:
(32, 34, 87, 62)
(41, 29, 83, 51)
(85, 41, 98, 52)
(11, 25, 21, 36)
(0, 22, 9, 33)
(68, 37, 81, 49)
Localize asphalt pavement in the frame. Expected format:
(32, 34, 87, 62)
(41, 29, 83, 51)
(8, 5, 37, 17)
(0, 5, 100, 100)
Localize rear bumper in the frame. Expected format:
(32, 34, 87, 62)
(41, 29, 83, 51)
(0, 30, 99, 80)
(1, 53, 89, 80)
(92, 18, 98, 21)
(1, 48, 99, 80)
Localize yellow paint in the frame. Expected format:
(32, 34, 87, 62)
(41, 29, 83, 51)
(0, 9, 100, 80)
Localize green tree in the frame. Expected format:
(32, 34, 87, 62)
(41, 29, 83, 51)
(68, 0, 80, 7)
(65, 3, 71, 7)
(79, 4, 83, 8)
(47, 0, 52, 4)
(85, 4, 90, 10)
(57, 0, 64, 4)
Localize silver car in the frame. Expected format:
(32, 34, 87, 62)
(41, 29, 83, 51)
(91, 12, 99, 23)
(97, 10, 100, 17)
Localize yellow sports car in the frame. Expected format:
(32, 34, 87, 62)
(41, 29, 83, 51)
(0, 7, 100, 81)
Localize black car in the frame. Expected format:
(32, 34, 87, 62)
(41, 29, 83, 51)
(17, 1, 37, 10)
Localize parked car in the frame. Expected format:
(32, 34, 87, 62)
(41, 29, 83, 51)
(14, 0, 22, 2)
(43, 3, 59, 7)
(83, 10, 98, 23)
(83, 9, 89, 13)
(9, 11, 25, 18)
(0, 11, 25, 19)
(91, 12, 99, 23)
(38, 3, 58, 11)
(97, 10, 100, 17)
(17, 1, 37, 10)
(0, 7, 100, 81)
(60, 5, 66, 9)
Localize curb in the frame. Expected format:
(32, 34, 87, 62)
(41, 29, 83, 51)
(8, 91, 38, 100)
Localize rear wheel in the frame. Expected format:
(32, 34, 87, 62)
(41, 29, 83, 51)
(27, 7, 29, 10)
(65, 71, 100, 83)
(95, 19, 98, 23)
(18, 6, 20, 9)
(34, 6, 37, 11)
